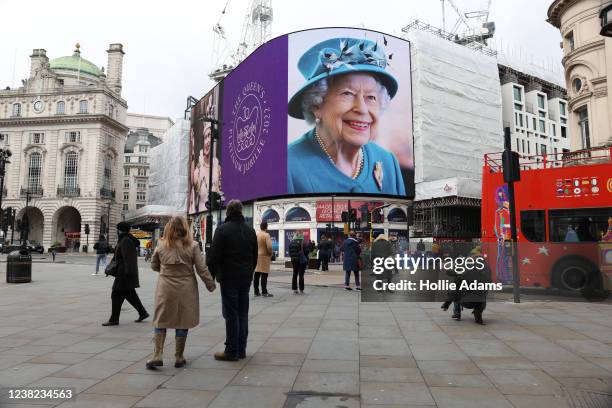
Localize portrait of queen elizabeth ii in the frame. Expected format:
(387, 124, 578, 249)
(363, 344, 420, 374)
(287, 35, 408, 196)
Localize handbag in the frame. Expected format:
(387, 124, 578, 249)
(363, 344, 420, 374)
(105, 257, 119, 277)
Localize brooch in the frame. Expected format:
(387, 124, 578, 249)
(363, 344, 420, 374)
(373, 161, 383, 191)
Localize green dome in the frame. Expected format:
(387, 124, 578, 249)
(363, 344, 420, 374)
(50, 50, 102, 78)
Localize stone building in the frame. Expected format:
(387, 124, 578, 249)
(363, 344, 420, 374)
(122, 114, 173, 213)
(548, 0, 612, 149)
(0, 43, 127, 249)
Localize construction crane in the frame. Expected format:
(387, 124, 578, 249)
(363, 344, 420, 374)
(209, 0, 273, 82)
(440, 0, 495, 45)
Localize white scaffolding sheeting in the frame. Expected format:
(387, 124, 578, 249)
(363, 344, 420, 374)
(405, 30, 503, 201)
(149, 119, 190, 212)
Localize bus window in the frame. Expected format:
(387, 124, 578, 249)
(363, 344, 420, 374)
(520, 210, 545, 242)
(549, 208, 612, 242)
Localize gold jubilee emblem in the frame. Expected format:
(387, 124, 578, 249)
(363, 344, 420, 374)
(607, 177, 612, 193)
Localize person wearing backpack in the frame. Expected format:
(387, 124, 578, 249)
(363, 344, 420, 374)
(288, 233, 308, 294)
(92, 235, 109, 276)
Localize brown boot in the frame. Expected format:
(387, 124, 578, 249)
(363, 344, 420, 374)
(214, 351, 239, 361)
(145, 331, 166, 369)
(175, 336, 187, 368)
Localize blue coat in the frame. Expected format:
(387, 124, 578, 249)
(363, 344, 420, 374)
(288, 129, 406, 195)
(343, 238, 361, 272)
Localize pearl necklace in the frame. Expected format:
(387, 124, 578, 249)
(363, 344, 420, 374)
(314, 127, 364, 179)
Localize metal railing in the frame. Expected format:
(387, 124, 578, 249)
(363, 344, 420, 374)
(20, 186, 43, 197)
(57, 186, 80, 197)
(484, 146, 612, 172)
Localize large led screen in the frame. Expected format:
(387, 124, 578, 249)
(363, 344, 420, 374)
(189, 85, 221, 215)
(191, 27, 414, 211)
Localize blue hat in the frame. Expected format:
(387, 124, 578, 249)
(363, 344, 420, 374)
(288, 37, 398, 119)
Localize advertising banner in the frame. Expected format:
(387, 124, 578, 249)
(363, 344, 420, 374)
(190, 28, 414, 209)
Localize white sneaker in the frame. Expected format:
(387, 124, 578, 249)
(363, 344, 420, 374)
(92, 273, 98, 276)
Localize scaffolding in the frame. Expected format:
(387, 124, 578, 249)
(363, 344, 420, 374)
(413, 197, 481, 239)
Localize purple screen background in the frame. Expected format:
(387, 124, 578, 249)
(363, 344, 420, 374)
(221, 36, 289, 202)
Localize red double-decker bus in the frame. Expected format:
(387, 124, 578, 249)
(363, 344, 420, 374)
(481, 147, 612, 293)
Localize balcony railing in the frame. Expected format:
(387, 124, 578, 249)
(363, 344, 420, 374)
(100, 187, 115, 199)
(20, 186, 43, 197)
(57, 185, 80, 197)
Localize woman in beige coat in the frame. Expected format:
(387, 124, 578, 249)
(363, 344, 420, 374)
(146, 216, 216, 369)
(253, 221, 273, 297)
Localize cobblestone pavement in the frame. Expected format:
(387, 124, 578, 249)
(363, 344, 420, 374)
(0, 261, 611, 407)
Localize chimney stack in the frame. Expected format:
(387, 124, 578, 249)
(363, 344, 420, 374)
(29, 49, 48, 78)
(106, 43, 124, 95)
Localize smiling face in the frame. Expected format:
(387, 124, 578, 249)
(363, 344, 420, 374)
(313, 73, 383, 147)
(203, 125, 212, 156)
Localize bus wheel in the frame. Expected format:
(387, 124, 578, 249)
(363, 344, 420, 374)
(552, 258, 598, 291)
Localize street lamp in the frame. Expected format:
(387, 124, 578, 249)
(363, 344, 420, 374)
(0, 148, 12, 213)
(600, 3, 612, 37)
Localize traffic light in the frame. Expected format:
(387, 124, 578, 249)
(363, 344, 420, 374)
(1, 207, 12, 231)
(84, 224, 90, 235)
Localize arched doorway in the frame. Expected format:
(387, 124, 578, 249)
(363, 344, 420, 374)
(53, 206, 81, 251)
(16, 207, 44, 244)
(285, 207, 311, 222)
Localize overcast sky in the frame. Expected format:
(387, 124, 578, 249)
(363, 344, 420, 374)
(0, 0, 562, 120)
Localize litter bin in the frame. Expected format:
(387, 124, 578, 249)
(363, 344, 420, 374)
(6, 249, 32, 283)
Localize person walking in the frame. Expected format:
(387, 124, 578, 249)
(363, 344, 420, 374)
(318, 235, 332, 271)
(146, 216, 216, 369)
(102, 222, 149, 326)
(343, 231, 362, 290)
(207, 200, 257, 361)
(288, 233, 308, 294)
(93, 234, 109, 276)
(253, 221, 273, 297)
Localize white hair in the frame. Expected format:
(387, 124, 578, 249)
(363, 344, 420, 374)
(300, 75, 391, 125)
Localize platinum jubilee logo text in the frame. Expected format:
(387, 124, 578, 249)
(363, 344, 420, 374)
(228, 81, 271, 175)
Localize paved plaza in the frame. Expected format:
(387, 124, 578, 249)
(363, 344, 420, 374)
(0, 257, 611, 407)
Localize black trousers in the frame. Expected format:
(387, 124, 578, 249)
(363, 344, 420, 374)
(253, 272, 269, 294)
(320, 254, 330, 271)
(110, 289, 147, 322)
(291, 260, 305, 291)
(221, 282, 250, 357)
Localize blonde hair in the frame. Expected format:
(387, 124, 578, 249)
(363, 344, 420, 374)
(161, 216, 194, 249)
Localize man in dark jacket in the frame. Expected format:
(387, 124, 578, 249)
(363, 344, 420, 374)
(103, 222, 149, 326)
(288, 233, 307, 294)
(317, 235, 333, 271)
(93, 235, 109, 276)
(207, 199, 257, 361)
(343, 232, 362, 290)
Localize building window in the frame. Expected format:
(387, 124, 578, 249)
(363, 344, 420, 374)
(123, 192, 129, 200)
(125, 156, 130, 163)
(513, 86, 522, 102)
(573, 78, 582, 93)
(137, 180, 146, 189)
(538, 111, 546, 119)
(27, 152, 42, 189)
(65, 131, 81, 143)
(139, 145, 148, 153)
(551, 124, 556, 137)
(0, 133, 8, 145)
(537, 94, 545, 110)
(518, 114, 524, 127)
(103, 155, 112, 190)
(12, 103, 21, 117)
(521, 139, 525, 153)
(123, 204, 129, 211)
(30, 133, 45, 144)
(554, 147, 558, 157)
(532, 118, 536, 130)
(124, 168, 130, 176)
(63, 151, 78, 189)
(109, 105, 114, 118)
(56, 101, 65, 114)
(561, 126, 567, 138)
(541, 144, 547, 155)
(137, 168, 147, 176)
(559, 102, 566, 116)
(539, 120, 546, 133)
(578, 106, 591, 149)
(79, 100, 88, 113)
(124, 179, 129, 188)
(560, 117, 567, 125)
(566, 31, 574, 52)
(514, 103, 522, 111)
(136, 203, 145, 209)
(527, 141, 530, 154)
(138, 156, 147, 164)
(136, 192, 146, 201)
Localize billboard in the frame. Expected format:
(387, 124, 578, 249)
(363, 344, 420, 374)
(189, 85, 221, 215)
(190, 27, 414, 211)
